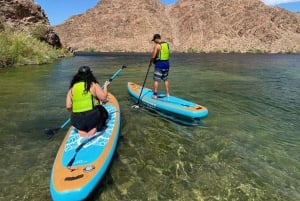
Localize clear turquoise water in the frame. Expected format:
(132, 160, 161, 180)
(0, 53, 299, 201)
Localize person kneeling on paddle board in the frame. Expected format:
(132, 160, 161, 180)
(149, 33, 170, 99)
(66, 66, 109, 138)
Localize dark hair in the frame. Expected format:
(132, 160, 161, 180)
(69, 66, 99, 92)
(152, 33, 161, 41)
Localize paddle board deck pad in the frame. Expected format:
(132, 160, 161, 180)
(127, 82, 208, 121)
(50, 93, 120, 201)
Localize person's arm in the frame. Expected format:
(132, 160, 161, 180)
(149, 44, 160, 65)
(93, 82, 110, 101)
(66, 89, 72, 112)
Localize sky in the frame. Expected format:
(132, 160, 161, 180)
(34, 0, 300, 26)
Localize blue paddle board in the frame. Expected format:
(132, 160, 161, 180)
(50, 93, 120, 201)
(128, 82, 208, 120)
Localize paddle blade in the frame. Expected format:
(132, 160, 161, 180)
(45, 128, 60, 136)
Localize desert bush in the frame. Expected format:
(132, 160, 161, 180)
(0, 31, 69, 67)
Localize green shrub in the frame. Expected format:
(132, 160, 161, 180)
(30, 24, 48, 40)
(0, 31, 69, 67)
(84, 47, 97, 52)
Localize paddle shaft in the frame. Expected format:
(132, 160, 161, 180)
(108, 66, 126, 82)
(135, 63, 152, 106)
(60, 118, 71, 128)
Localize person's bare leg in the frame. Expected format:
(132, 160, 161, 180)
(78, 127, 97, 138)
(164, 80, 170, 96)
(153, 80, 159, 98)
(78, 130, 88, 137)
(87, 127, 97, 137)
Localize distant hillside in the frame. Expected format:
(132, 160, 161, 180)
(54, 0, 300, 53)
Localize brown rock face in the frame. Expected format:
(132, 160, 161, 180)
(54, 0, 300, 53)
(55, 0, 168, 52)
(0, 0, 62, 48)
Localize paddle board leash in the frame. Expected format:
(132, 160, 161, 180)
(45, 65, 127, 136)
(132, 63, 152, 109)
(67, 131, 104, 169)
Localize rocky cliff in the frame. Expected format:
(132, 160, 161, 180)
(54, 0, 300, 53)
(0, 0, 61, 48)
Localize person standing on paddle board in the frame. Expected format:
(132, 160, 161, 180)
(149, 33, 170, 99)
(66, 66, 109, 137)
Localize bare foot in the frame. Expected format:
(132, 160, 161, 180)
(78, 127, 97, 138)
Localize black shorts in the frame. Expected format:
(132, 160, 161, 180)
(71, 105, 108, 132)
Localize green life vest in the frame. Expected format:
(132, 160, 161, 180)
(72, 82, 94, 113)
(157, 42, 170, 61)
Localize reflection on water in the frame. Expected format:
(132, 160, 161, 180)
(0, 53, 299, 201)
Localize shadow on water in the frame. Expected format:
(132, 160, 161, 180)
(140, 105, 204, 126)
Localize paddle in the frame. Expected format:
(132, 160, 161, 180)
(131, 63, 152, 109)
(45, 65, 127, 136)
(45, 118, 71, 136)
